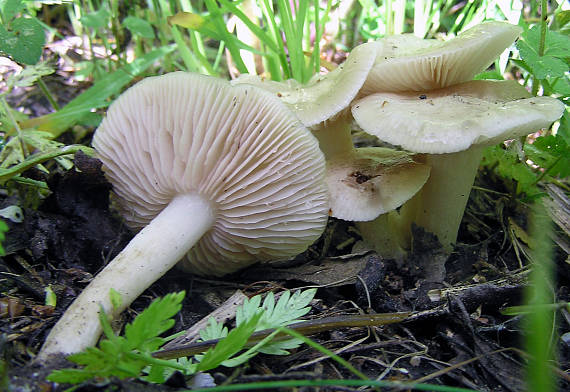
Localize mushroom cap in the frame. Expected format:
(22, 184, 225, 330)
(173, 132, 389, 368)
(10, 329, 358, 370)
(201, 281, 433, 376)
(327, 147, 430, 221)
(352, 80, 566, 154)
(360, 21, 522, 94)
(232, 41, 380, 126)
(92, 72, 329, 276)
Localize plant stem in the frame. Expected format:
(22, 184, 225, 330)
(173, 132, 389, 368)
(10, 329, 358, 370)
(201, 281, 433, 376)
(37, 78, 60, 111)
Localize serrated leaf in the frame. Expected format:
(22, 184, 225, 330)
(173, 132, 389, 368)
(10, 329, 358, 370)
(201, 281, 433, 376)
(48, 291, 187, 384)
(125, 291, 185, 352)
(516, 25, 570, 80)
(258, 337, 303, 355)
(525, 135, 570, 178)
(199, 317, 228, 341)
(482, 144, 538, 194)
(123, 16, 155, 39)
(197, 311, 263, 372)
(5, 62, 54, 90)
(47, 368, 98, 384)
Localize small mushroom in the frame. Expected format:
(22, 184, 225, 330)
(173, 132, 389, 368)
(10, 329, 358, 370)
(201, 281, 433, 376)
(38, 72, 329, 359)
(360, 21, 522, 95)
(352, 80, 565, 253)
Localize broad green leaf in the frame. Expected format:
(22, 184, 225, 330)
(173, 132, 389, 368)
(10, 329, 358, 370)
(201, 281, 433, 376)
(168, 11, 206, 29)
(0, 18, 45, 65)
(80, 8, 110, 29)
(123, 16, 155, 39)
(516, 25, 570, 79)
(517, 40, 568, 79)
(1, 0, 25, 22)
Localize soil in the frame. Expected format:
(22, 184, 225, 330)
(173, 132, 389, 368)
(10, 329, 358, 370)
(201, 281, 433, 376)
(1, 57, 569, 392)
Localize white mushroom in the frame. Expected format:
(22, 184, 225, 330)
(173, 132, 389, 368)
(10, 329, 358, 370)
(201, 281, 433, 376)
(234, 43, 429, 223)
(352, 80, 565, 253)
(360, 21, 522, 95)
(38, 72, 329, 359)
(232, 41, 380, 126)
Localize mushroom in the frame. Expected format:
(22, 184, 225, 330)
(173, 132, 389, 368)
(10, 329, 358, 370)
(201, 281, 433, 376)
(38, 72, 329, 359)
(232, 40, 381, 126)
(233, 44, 429, 224)
(360, 21, 523, 95)
(352, 80, 565, 256)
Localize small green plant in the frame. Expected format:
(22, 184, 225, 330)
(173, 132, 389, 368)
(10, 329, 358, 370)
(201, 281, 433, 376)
(0, 219, 8, 256)
(169, 0, 331, 82)
(48, 288, 317, 385)
(0, 0, 45, 65)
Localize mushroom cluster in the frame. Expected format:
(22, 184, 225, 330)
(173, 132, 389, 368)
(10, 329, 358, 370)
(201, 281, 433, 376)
(40, 20, 565, 360)
(351, 21, 564, 263)
(235, 20, 564, 270)
(39, 72, 329, 359)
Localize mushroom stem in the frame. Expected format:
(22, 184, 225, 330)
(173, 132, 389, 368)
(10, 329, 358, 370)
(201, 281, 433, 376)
(38, 193, 215, 359)
(311, 113, 354, 159)
(356, 212, 407, 259)
(402, 146, 484, 251)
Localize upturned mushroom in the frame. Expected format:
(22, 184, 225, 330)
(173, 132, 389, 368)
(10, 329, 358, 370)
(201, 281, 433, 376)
(360, 21, 523, 95)
(38, 72, 329, 359)
(352, 80, 565, 256)
(232, 40, 380, 127)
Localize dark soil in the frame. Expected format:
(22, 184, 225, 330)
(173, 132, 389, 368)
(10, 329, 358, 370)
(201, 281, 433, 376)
(1, 150, 569, 392)
(1, 51, 569, 392)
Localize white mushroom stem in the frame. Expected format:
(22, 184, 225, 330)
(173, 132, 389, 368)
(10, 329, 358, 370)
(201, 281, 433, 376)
(401, 146, 484, 251)
(356, 211, 407, 259)
(310, 113, 354, 159)
(38, 193, 215, 359)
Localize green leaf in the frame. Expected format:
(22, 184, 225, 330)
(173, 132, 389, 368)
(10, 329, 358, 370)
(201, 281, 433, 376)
(123, 16, 155, 39)
(4, 61, 54, 90)
(481, 144, 538, 195)
(525, 134, 570, 178)
(516, 25, 570, 79)
(48, 291, 186, 385)
(199, 317, 228, 341)
(109, 288, 122, 311)
(197, 311, 263, 372)
(79, 8, 110, 29)
(1, 0, 25, 22)
(125, 291, 185, 352)
(0, 17, 45, 65)
(0, 219, 8, 256)
(517, 40, 568, 79)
